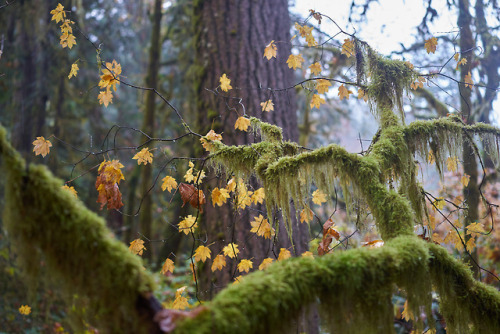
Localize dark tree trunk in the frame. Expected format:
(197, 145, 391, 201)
(192, 2, 311, 327)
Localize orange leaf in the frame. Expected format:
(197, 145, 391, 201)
(179, 183, 206, 212)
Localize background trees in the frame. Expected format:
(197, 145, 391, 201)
(1, 1, 500, 333)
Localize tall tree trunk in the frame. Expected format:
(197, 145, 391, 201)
(193, 3, 312, 329)
(458, 0, 480, 279)
(140, 0, 162, 261)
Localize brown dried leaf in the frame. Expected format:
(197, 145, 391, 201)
(179, 183, 206, 212)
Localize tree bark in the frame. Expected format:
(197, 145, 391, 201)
(193, 0, 311, 316)
(140, 0, 162, 261)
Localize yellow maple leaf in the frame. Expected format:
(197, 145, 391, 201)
(312, 189, 327, 205)
(466, 222, 486, 235)
(133, 147, 153, 165)
(432, 197, 445, 210)
(358, 89, 368, 102)
(200, 129, 223, 152)
(211, 254, 227, 272)
(432, 232, 445, 244)
(251, 188, 265, 204)
(309, 62, 322, 76)
(286, 54, 305, 70)
(160, 258, 175, 275)
(464, 71, 474, 89)
(98, 159, 125, 184)
(424, 37, 438, 54)
(306, 34, 317, 47)
(33, 136, 52, 157)
(161, 175, 178, 192)
(194, 245, 211, 263)
(250, 214, 274, 239)
(178, 215, 198, 235)
(295, 22, 314, 37)
(278, 248, 291, 261)
(172, 286, 189, 310)
(211, 187, 230, 206)
(338, 84, 353, 100)
(316, 79, 332, 94)
(300, 207, 314, 223)
(259, 258, 274, 270)
(260, 99, 274, 112)
(301, 251, 314, 259)
(263, 40, 277, 60)
(219, 73, 232, 92)
(129, 239, 146, 256)
(60, 19, 73, 34)
(222, 243, 239, 258)
(238, 259, 253, 273)
(68, 62, 79, 79)
(310, 94, 325, 109)
(98, 90, 113, 107)
(236, 183, 253, 210)
(446, 156, 459, 172)
(18, 305, 31, 315)
(461, 174, 470, 187)
(402, 300, 414, 321)
(341, 38, 355, 57)
(61, 185, 77, 197)
(60, 32, 76, 49)
(50, 3, 65, 23)
(226, 177, 236, 192)
(235, 116, 251, 131)
(466, 237, 476, 252)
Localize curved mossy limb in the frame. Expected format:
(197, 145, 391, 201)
(0, 127, 156, 333)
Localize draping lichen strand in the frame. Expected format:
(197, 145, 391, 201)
(0, 126, 155, 333)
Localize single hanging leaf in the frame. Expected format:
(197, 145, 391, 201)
(341, 38, 355, 57)
(250, 215, 274, 239)
(461, 174, 470, 187)
(312, 189, 327, 205)
(161, 175, 178, 192)
(278, 248, 291, 261)
(432, 197, 445, 210)
(211, 254, 227, 272)
(95, 159, 125, 210)
(222, 243, 239, 258)
(424, 37, 438, 54)
(251, 188, 265, 204)
(32, 136, 52, 157)
(211, 187, 230, 206)
(129, 239, 146, 256)
(464, 71, 474, 89)
(98, 90, 113, 107)
(160, 258, 175, 275)
(260, 99, 274, 112)
(286, 54, 305, 70)
(235, 116, 251, 131)
(300, 207, 314, 223)
(316, 79, 331, 94)
(132, 147, 153, 165)
(338, 84, 353, 100)
(310, 94, 325, 109)
(178, 215, 198, 235)
(466, 237, 476, 252)
(309, 62, 321, 76)
(50, 3, 65, 23)
(194, 245, 211, 263)
(68, 62, 79, 79)
(263, 40, 277, 60)
(238, 259, 253, 273)
(179, 183, 206, 212)
(259, 258, 274, 270)
(172, 286, 189, 310)
(219, 73, 232, 92)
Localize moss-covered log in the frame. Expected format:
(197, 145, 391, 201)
(0, 126, 159, 333)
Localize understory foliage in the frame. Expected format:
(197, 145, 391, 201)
(3, 3, 500, 334)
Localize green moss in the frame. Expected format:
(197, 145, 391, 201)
(0, 126, 155, 333)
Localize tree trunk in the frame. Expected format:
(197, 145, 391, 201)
(140, 0, 162, 261)
(458, 0, 480, 279)
(192, 3, 312, 330)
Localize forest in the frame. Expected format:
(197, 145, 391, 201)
(1, 0, 500, 333)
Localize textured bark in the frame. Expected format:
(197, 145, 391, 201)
(193, 0, 309, 301)
(458, 0, 480, 279)
(140, 0, 162, 261)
